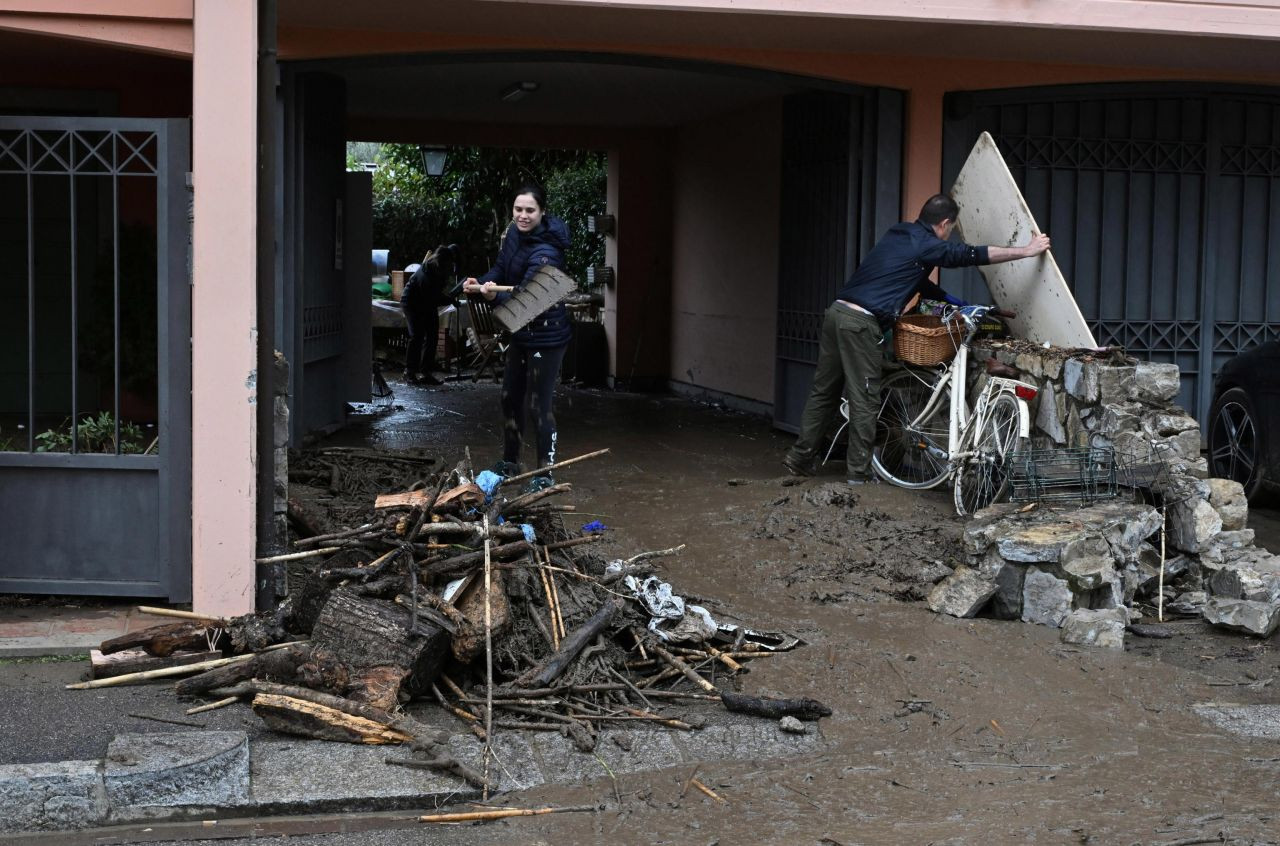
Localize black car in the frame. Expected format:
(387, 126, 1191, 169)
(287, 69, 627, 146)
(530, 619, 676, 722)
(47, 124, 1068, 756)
(1208, 340, 1280, 501)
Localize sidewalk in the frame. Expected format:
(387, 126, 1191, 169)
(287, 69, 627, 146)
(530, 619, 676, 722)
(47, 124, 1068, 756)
(0, 600, 174, 658)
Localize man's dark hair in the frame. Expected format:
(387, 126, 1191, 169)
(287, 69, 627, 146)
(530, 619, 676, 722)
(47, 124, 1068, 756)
(919, 194, 959, 226)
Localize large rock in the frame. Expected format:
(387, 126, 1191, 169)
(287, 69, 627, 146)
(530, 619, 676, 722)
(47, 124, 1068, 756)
(989, 561, 1027, 620)
(1063, 358, 1098, 402)
(1096, 365, 1136, 405)
(926, 566, 997, 618)
(1207, 560, 1280, 604)
(1167, 496, 1222, 553)
(1203, 598, 1280, 637)
(1142, 409, 1199, 438)
(1060, 608, 1128, 649)
(1132, 361, 1181, 403)
(1022, 568, 1073, 627)
(1099, 402, 1143, 439)
(1206, 478, 1249, 531)
(1034, 380, 1067, 445)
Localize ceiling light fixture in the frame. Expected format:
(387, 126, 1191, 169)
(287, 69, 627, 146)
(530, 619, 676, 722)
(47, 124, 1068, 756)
(500, 81, 539, 103)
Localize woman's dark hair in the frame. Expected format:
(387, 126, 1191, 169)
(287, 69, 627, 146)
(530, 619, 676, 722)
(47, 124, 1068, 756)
(513, 181, 547, 212)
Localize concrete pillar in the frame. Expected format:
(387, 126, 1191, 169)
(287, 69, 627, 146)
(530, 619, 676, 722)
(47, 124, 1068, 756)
(191, 0, 258, 616)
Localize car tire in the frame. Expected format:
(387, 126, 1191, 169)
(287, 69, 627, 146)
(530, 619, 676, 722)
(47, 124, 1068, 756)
(1208, 386, 1270, 501)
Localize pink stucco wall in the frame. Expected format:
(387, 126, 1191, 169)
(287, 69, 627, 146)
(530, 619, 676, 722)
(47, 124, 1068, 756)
(670, 98, 782, 403)
(190, 0, 257, 616)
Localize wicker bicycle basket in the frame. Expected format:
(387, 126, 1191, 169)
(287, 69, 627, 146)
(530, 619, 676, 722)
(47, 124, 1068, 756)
(893, 314, 963, 366)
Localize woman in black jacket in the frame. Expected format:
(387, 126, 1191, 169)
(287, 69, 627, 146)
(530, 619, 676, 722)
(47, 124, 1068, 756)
(463, 182, 572, 489)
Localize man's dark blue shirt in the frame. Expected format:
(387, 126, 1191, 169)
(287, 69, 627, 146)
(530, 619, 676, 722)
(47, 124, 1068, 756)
(835, 219, 990, 328)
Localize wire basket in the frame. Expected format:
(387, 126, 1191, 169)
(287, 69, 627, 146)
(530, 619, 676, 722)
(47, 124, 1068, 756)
(1009, 447, 1119, 505)
(893, 314, 963, 366)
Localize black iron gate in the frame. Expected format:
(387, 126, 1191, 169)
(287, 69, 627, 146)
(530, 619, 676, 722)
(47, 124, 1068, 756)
(774, 88, 904, 431)
(942, 84, 1280, 424)
(0, 117, 191, 599)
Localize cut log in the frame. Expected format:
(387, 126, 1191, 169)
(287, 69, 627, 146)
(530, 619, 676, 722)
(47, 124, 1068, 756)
(451, 568, 512, 663)
(99, 621, 217, 657)
(520, 599, 623, 688)
(252, 693, 412, 744)
(91, 648, 220, 680)
(719, 690, 832, 721)
(173, 643, 342, 697)
(310, 588, 449, 698)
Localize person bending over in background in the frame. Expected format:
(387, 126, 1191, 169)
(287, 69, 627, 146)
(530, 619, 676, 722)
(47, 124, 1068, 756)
(401, 244, 457, 386)
(463, 181, 572, 492)
(783, 193, 1051, 485)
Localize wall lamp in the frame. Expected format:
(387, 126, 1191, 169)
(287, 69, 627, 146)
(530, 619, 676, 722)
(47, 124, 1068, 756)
(587, 266, 616, 287)
(587, 214, 616, 237)
(500, 81, 539, 103)
(418, 145, 449, 177)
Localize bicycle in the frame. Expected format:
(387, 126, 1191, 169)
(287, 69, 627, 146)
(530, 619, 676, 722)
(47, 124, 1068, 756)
(871, 304, 1038, 515)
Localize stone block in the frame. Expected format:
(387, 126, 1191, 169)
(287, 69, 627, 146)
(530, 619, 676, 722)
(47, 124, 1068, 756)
(1063, 358, 1098, 402)
(1203, 598, 1280, 637)
(104, 732, 249, 816)
(1096, 365, 1136, 405)
(1060, 608, 1127, 649)
(1099, 402, 1143, 439)
(1034, 380, 1067, 445)
(1207, 560, 1280, 604)
(1043, 355, 1064, 381)
(1015, 351, 1045, 378)
(1206, 478, 1249, 531)
(997, 521, 1087, 564)
(1022, 568, 1073, 627)
(0, 760, 105, 832)
(1133, 361, 1181, 403)
(1167, 590, 1208, 615)
(1167, 497, 1223, 554)
(926, 566, 997, 618)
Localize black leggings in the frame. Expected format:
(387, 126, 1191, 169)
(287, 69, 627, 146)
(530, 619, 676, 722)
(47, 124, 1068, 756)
(403, 307, 439, 374)
(501, 343, 567, 471)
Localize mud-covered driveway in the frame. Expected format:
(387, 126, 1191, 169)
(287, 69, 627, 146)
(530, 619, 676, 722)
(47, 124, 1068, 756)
(318, 379, 1280, 844)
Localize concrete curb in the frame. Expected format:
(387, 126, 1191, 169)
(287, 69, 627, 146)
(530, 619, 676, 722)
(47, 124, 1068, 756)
(0, 720, 823, 833)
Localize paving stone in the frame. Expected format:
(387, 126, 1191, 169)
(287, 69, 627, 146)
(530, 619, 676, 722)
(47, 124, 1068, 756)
(1195, 704, 1280, 739)
(0, 760, 104, 832)
(1060, 607, 1128, 649)
(926, 566, 997, 618)
(105, 732, 249, 820)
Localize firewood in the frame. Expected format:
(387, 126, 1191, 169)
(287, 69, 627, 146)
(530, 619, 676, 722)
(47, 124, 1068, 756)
(719, 689, 832, 721)
(519, 599, 624, 688)
(99, 621, 218, 657)
(173, 643, 341, 697)
(644, 637, 719, 694)
(419, 540, 532, 577)
(415, 804, 598, 824)
(252, 693, 412, 744)
(91, 648, 221, 679)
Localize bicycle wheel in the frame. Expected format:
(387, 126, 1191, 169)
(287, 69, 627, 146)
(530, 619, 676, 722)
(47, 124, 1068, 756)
(953, 392, 1027, 515)
(872, 367, 951, 489)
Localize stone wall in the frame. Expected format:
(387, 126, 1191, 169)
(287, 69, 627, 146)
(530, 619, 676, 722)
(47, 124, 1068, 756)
(926, 343, 1280, 644)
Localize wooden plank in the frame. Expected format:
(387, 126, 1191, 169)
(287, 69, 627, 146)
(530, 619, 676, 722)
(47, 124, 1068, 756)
(950, 132, 1097, 348)
(91, 648, 221, 680)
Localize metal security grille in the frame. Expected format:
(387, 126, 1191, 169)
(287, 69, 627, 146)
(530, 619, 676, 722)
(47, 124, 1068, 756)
(942, 86, 1280, 424)
(0, 117, 190, 599)
(774, 88, 903, 431)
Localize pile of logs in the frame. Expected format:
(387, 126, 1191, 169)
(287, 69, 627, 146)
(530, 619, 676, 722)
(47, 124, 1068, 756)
(76, 449, 829, 793)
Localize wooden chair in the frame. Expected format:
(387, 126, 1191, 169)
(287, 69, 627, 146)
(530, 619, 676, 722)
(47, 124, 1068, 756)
(465, 294, 507, 382)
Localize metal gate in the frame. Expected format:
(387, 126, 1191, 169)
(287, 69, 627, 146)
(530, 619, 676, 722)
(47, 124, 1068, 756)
(0, 117, 191, 599)
(774, 88, 903, 431)
(942, 84, 1280, 424)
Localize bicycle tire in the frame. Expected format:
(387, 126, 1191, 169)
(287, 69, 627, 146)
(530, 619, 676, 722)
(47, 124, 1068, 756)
(872, 367, 951, 489)
(953, 392, 1027, 516)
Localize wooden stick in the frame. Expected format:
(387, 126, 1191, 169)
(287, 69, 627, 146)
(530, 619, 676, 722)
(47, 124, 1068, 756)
(135, 606, 227, 624)
(1158, 505, 1166, 623)
(537, 561, 561, 649)
(186, 696, 239, 715)
(524, 599, 624, 688)
(417, 805, 597, 824)
(292, 523, 377, 547)
(64, 641, 304, 690)
(543, 548, 567, 641)
(691, 777, 727, 803)
(645, 637, 719, 694)
(255, 547, 341, 564)
(706, 645, 743, 673)
(500, 448, 611, 486)
(482, 516, 495, 801)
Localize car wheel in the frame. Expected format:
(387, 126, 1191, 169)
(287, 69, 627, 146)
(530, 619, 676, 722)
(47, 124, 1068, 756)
(1208, 386, 1269, 500)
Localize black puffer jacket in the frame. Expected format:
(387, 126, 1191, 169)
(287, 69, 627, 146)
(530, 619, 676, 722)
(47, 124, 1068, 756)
(479, 216, 572, 348)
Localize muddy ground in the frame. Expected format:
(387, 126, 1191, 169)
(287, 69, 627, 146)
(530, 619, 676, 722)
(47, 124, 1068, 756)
(290, 377, 1280, 845)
